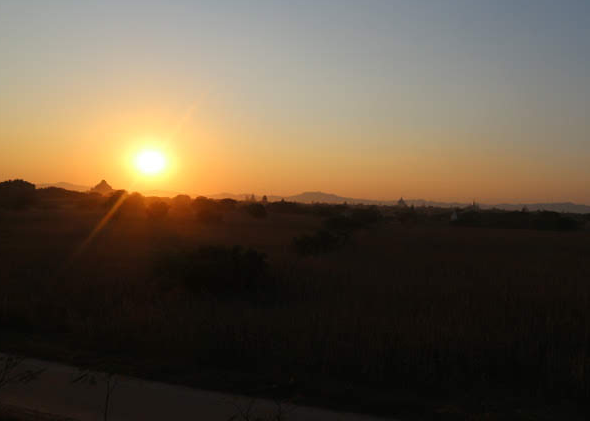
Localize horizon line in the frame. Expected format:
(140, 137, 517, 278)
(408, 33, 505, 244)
(28, 180, 590, 208)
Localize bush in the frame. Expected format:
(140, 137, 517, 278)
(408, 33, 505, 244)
(36, 187, 84, 201)
(158, 246, 269, 295)
(218, 198, 238, 211)
(118, 192, 146, 218)
(196, 208, 223, 224)
(451, 210, 481, 227)
(192, 196, 214, 211)
(397, 206, 419, 225)
(292, 229, 346, 256)
(323, 207, 383, 233)
(532, 211, 579, 231)
(146, 201, 169, 220)
(311, 204, 340, 217)
(451, 210, 582, 231)
(245, 203, 267, 219)
(323, 215, 362, 232)
(292, 206, 382, 257)
(170, 195, 193, 217)
(350, 206, 383, 225)
(77, 192, 104, 210)
(0, 179, 36, 210)
(266, 200, 305, 214)
(193, 197, 224, 223)
(104, 190, 127, 209)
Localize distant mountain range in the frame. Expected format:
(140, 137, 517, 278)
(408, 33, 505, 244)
(35, 183, 590, 214)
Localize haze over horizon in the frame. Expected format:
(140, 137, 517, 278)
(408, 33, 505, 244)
(31, 180, 590, 210)
(2, 0, 590, 204)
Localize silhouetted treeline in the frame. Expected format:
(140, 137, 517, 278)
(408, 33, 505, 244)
(0, 179, 36, 209)
(451, 209, 581, 231)
(293, 207, 384, 256)
(1, 179, 588, 232)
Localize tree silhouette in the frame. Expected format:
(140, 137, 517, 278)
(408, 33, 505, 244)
(245, 203, 267, 219)
(146, 201, 169, 220)
(0, 179, 36, 210)
(170, 194, 193, 217)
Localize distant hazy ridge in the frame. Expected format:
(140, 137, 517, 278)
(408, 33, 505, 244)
(36, 182, 590, 214)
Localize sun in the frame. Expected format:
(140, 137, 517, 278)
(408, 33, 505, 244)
(135, 149, 166, 175)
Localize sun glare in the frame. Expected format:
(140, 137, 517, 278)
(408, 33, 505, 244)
(135, 150, 166, 175)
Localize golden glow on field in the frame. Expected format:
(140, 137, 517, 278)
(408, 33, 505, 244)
(135, 149, 166, 175)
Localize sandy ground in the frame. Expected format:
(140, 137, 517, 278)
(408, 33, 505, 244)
(0, 355, 395, 421)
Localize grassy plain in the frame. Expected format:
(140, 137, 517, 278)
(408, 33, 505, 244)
(1, 201, 589, 419)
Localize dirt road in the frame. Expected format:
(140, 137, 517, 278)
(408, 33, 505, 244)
(0, 355, 394, 420)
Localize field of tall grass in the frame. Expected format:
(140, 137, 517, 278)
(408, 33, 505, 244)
(1, 199, 590, 418)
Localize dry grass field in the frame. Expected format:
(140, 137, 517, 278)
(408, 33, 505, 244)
(1, 197, 590, 419)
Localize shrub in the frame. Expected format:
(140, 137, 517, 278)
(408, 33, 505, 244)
(397, 206, 419, 225)
(245, 203, 267, 219)
(196, 208, 223, 224)
(192, 196, 215, 211)
(323, 207, 383, 233)
(292, 229, 346, 256)
(266, 200, 305, 214)
(0, 179, 36, 210)
(218, 198, 238, 211)
(36, 187, 85, 204)
(146, 201, 169, 220)
(323, 215, 362, 233)
(451, 209, 582, 231)
(450, 210, 481, 227)
(311, 204, 340, 217)
(350, 206, 383, 225)
(158, 246, 269, 295)
(118, 192, 146, 218)
(170, 194, 193, 217)
(104, 190, 127, 209)
(532, 211, 579, 231)
(77, 192, 104, 210)
(193, 196, 224, 223)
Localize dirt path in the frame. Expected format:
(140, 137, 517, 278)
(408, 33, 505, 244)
(0, 356, 395, 421)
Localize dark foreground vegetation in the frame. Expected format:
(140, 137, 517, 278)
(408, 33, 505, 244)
(1, 179, 590, 419)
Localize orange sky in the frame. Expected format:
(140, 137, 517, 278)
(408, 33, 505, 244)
(1, 1, 589, 204)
